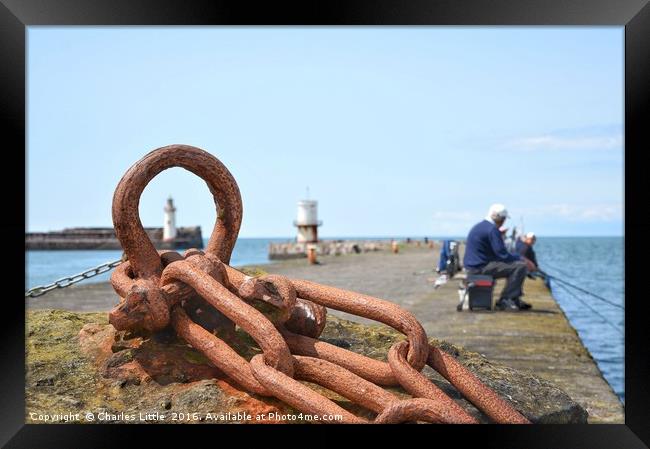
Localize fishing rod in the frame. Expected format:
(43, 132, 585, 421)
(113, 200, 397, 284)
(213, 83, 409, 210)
(538, 269, 624, 311)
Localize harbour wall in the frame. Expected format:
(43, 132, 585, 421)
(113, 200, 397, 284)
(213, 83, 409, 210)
(269, 239, 440, 260)
(26, 227, 203, 250)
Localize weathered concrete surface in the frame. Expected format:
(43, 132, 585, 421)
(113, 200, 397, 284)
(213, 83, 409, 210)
(26, 247, 622, 423)
(27, 282, 118, 312)
(262, 247, 624, 424)
(26, 309, 586, 424)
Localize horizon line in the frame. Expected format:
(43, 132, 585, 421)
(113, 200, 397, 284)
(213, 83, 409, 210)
(233, 234, 625, 239)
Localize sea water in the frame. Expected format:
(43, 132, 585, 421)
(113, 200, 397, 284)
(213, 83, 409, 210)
(25, 238, 289, 288)
(535, 237, 624, 403)
(25, 236, 624, 402)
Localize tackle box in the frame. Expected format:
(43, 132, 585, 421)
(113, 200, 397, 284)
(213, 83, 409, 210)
(466, 274, 494, 310)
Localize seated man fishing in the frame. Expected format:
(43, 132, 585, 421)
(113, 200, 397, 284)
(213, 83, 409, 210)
(515, 231, 539, 273)
(463, 204, 535, 311)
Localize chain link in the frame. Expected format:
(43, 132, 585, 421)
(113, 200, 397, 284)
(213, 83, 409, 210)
(25, 257, 125, 298)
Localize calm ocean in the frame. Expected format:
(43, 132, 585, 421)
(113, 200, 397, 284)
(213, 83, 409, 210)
(535, 237, 624, 403)
(25, 236, 624, 402)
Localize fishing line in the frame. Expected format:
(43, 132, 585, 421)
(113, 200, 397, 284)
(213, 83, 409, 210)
(541, 269, 624, 311)
(552, 282, 624, 337)
(538, 260, 575, 279)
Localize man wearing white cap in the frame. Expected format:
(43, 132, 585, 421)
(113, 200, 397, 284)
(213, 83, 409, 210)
(463, 204, 533, 311)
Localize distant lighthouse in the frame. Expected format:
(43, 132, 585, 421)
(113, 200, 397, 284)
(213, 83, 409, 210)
(163, 196, 177, 241)
(294, 199, 322, 243)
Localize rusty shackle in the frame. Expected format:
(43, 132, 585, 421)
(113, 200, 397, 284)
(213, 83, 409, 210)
(108, 145, 243, 333)
(112, 144, 243, 277)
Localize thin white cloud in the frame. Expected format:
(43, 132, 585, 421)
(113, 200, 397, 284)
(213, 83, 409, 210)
(507, 133, 622, 152)
(430, 204, 622, 236)
(519, 203, 622, 222)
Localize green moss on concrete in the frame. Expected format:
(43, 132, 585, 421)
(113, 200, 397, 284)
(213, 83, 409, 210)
(26, 309, 588, 424)
(237, 266, 268, 277)
(26, 310, 109, 422)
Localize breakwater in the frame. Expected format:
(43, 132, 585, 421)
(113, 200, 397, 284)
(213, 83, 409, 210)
(26, 227, 203, 250)
(268, 238, 437, 260)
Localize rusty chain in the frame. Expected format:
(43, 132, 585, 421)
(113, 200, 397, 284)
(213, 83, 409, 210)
(25, 257, 124, 298)
(108, 144, 530, 424)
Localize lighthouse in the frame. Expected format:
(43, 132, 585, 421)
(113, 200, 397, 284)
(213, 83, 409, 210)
(294, 200, 322, 243)
(163, 196, 177, 242)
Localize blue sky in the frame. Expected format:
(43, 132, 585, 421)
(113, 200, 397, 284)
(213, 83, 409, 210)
(27, 27, 623, 238)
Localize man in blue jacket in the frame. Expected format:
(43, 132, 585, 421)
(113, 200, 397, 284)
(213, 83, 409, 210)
(463, 204, 534, 310)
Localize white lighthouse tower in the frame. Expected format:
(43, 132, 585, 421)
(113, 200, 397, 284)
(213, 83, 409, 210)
(163, 196, 177, 242)
(294, 199, 322, 243)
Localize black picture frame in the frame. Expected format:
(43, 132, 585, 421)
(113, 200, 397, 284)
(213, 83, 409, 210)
(3, 1, 648, 447)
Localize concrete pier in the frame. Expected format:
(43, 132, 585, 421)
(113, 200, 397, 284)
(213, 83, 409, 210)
(26, 244, 623, 423)
(261, 246, 624, 423)
(268, 239, 392, 260)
